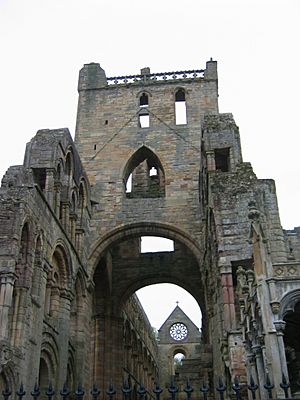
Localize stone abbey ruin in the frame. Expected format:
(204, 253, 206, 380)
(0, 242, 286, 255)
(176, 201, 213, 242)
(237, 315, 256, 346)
(0, 59, 300, 399)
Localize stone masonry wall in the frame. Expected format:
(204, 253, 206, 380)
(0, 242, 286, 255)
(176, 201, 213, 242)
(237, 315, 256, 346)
(74, 61, 219, 269)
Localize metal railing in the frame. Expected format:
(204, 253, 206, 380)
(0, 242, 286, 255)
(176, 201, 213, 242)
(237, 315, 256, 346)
(1, 373, 299, 400)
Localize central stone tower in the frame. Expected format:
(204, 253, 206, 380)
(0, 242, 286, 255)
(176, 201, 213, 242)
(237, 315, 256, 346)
(73, 60, 245, 388)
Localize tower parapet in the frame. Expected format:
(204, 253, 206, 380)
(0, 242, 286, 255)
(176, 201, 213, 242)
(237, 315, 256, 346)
(78, 59, 217, 90)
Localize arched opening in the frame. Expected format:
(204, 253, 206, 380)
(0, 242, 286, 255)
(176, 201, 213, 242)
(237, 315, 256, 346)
(31, 235, 43, 298)
(90, 227, 209, 391)
(45, 245, 71, 318)
(175, 89, 187, 125)
(16, 222, 31, 285)
(284, 300, 300, 394)
(78, 180, 87, 227)
(174, 352, 185, 367)
(65, 151, 73, 179)
(139, 93, 149, 107)
(136, 281, 202, 387)
(124, 147, 165, 198)
(0, 372, 8, 393)
(39, 358, 49, 393)
(139, 93, 150, 127)
(139, 109, 150, 128)
(140, 236, 174, 253)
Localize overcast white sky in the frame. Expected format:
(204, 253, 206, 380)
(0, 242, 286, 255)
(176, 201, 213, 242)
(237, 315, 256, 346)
(1, 0, 299, 329)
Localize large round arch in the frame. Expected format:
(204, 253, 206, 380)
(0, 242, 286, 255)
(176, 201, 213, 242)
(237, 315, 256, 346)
(89, 222, 206, 390)
(89, 222, 203, 276)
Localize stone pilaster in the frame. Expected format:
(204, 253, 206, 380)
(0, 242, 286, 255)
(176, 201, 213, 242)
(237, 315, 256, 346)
(0, 272, 16, 340)
(45, 169, 55, 207)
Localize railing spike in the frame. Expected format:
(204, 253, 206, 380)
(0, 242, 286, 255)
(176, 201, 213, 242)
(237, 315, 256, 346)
(46, 382, 55, 400)
(2, 385, 12, 400)
(232, 376, 241, 400)
(216, 377, 226, 400)
(106, 381, 116, 400)
(184, 379, 193, 400)
(122, 379, 132, 400)
(17, 383, 26, 400)
(280, 372, 290, 399)
(200, 381, 209, 400)
(153, 381, 163, 400)
(60, 382, 70, 400)
(137, 383, 146, 400)
(264, 373, 274, 400)
(168, 379, 178, 400)
(31, 381, 40, 400)
(75, 383, 85, 400)
(90, 384, 101, 400)
(247, 375, 258, 400)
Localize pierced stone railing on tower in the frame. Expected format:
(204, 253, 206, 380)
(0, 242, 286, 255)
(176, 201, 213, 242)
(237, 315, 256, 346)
(106, 70, 204, 86)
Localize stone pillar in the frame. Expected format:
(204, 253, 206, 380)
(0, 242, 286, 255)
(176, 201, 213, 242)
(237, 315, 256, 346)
(25, 262, 51, 389)
(75, 228, 84, 254)
(253, 344, 268, 400)
(264, 331, 286, 398)
(45, 169, 55, 207)
(0, 272, 16, 340)
(246, 351, 261, 400)
(132, 352, 138, 380)
(274, 320, 290, 397)
(138, 359, 143, 383)
(124, 344, 132, 371)
(206, 150, 216, 171)
(69, 213, 77, 243)
(57, 290, 72, 388)
(54, 182, 62, 217)
(220, 265, 236, 331)
(143, 366, 148, 386)
(11, 287, 29, 349)
(94, 315, 124, 391)
(61, 202, 70, 232)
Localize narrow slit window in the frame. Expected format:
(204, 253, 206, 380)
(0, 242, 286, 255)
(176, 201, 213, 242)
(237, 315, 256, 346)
(175, 89, 187, 125)
(139, 110, 150, 128)
(126, 173, 132, 193)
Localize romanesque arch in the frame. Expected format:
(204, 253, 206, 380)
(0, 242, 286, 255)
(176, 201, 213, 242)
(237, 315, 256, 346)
(279, 289, 300, 394)
(89, 222, 204, 388)
(90, 222, 202, 274)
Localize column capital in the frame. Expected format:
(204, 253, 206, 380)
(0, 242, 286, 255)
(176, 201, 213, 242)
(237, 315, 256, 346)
(252, 344, 262, 356)
(273, 320, 286, 334)
(0, 272, 17, 285)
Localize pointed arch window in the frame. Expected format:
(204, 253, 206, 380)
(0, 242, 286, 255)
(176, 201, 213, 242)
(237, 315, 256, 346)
(175, 89, 187, 125)
(139, 93, 149, 107)
(124, 147, 165, 198)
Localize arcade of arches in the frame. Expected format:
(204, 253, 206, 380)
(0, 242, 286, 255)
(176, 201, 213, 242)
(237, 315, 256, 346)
(0, 60, 300, 400)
